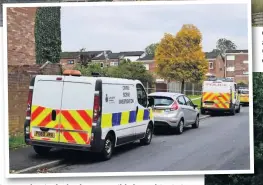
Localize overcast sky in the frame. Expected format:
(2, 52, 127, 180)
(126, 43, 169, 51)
(61, 3, 249, 53)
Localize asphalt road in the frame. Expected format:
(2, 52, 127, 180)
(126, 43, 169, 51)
(53, 106, 250, 173)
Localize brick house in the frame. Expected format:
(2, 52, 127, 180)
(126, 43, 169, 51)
(225, 49, 249, 84)
(205, 52, 224, 78)
(7, 7, 37, 65)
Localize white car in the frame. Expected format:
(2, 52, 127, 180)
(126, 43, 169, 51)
(148, 92, 200, 134)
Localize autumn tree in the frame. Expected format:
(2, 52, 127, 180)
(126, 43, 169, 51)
(155, 24, 208, 93)
(145, 43, 159, 55)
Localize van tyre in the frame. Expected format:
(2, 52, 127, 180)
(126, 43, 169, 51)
(236, 104, 241, 113)
(192, 115, 199, 129)
(175, 119, 184, 135)
(200, 108, 206, 115)
(230, 105, 236, 116)
(140, 124, 153, 145)
(33, 146, 51, 156)
(100, 134, 114, 161)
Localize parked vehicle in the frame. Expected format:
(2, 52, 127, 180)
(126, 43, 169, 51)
(24, 70, 154, 160)
(200, 78, 241, 115)
(240, 88, 249, 106)
(148, 92, 199, 134)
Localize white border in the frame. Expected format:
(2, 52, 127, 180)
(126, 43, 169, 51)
(3, 0, 254, 178)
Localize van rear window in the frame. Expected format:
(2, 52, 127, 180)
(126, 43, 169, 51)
(241, 90, 249, 94)
(148, 96, 174, 106)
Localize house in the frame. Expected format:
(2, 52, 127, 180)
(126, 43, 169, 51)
(205, 51, 224, 78)
(60, 50, 110, 69)
(225, 49, 249, 84)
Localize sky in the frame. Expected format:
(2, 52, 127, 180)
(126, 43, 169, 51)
(61, 3, 249, 53)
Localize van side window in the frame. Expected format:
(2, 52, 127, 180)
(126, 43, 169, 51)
(136, 84, 147, 107)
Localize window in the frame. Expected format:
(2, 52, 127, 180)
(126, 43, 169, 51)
(144, 64, 149, 70)
(67, 60, 74, 64)
(227, 67, 235, 71)
(243, 71, 249, 75)
(136, 84, 147, 107)
(110, 62, 118, 66)
(209, 62, 213, 69)
(226, 55, 235, 60)
(184, 96, 193, 107)
(243, 60, 248, 64)
(149, 96, 174, 106)
(100, 63, 104, 68)
(177, 96, 186, 105)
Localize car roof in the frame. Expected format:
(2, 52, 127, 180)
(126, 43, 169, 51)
(148, 92, 183, 99)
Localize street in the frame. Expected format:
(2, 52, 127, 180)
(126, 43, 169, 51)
(49, 106, 250, 173)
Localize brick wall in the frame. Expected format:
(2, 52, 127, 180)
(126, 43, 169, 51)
(8, 64, 62, 136)
(60, 58, 78, 70)
(7, 7, 37, 65)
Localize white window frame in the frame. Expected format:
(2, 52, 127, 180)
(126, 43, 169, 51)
(226, 55, 235, 60)
(243, 60, 248, 64)
(243, 71, 249, 75)
(226, 66, 235, 71)
(110, 62, 118, 66)
(209, 62, 213, 69)
(144, 64, 149, 70)
(67, 60, 74, 64)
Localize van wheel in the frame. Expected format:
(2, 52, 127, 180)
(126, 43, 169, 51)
(175, 119, 184, 135)
(140, 124, 153, 145)
(192, 115, 199, 128)
(33, 146, 51, 156)
(230, 105, 236, 116)
(100, 134, 114, 161)
(236, 104, 241, 113)
(200, 108, 206, 115)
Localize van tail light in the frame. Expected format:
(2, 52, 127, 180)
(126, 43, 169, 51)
(93, 94, 101, 122)
(170, 101, 179, 111)
(26, 90, 33, 118)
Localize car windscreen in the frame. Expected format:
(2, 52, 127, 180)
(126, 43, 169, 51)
(148, 96, 174, 106)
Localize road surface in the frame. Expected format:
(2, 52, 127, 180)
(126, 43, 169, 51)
(52, 106, 250, 173)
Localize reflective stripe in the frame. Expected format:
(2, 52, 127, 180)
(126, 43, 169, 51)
(202, 92, 231, 109)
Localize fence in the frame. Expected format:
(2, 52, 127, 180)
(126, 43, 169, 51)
(252, 12, 263, 26)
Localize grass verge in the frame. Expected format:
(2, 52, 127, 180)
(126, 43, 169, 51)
(9, 135, 26, 150)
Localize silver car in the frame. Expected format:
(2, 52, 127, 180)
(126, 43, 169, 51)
(148, 92, 200, 134)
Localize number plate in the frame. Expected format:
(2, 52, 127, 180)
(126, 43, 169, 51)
(34, 131, 55, 138)
(153, 109, 163, 113)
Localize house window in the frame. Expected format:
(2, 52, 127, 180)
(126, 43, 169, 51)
(243, 71, 249, 75)
(100, 63, 104, 68)
(226, 55, 235, 60)
(209, 62, 213, 69)
(110, 62, 118, 66)
(227, 67, 235, 71)
(243, 60, 248, 64)
(67, 60, 74, 64)
(144, 64, 149, 70)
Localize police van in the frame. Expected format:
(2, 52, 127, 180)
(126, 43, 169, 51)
(200, 78, 241, 115)
(24, 70, 154, 160)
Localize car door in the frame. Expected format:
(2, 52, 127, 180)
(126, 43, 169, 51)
(183, 96, 196, 124)
(176, 95, 190, 125)
(135, 83, 149, 140)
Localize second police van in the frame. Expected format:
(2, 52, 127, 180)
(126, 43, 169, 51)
(24, 70, 154, 160)
(201, 78, 241, 115)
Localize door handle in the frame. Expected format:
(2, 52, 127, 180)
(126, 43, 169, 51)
(51, 110, 57, 121)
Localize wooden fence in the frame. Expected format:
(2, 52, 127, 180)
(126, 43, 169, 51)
(252, 12, 263, 26)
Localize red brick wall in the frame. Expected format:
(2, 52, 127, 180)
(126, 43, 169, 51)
(60, 58, 78, 70)
(7, 7, 37, 65)
(8, 64, 62, 136)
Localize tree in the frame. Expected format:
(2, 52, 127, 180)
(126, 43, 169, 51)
(155, 24, 208, 93)
(35, 7, 61, 64)
(216, 38, 237, 53)
(205, 73, 263, 185)
(145, 43, 159, 55)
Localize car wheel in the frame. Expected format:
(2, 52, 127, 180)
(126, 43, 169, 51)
(33, 146, 51, 156)
(192, 115, 199, 128)
(175, 119, 184, 135)
(100, 133, 114, 161)
(200, 108, 206, 115)
(140, 123, 153, 145)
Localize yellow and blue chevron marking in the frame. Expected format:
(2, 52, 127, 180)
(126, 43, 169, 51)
(101, 109, 152, 129)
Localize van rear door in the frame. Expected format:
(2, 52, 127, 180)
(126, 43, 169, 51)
(30, 75, 64, 143)
(59, 76, 95, 146)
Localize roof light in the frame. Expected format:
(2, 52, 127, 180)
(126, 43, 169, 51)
(63, 70, 81, 76)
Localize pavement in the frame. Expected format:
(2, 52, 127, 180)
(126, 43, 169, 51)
(9, 107, 250, 173)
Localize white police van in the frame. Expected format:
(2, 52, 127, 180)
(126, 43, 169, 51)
(24, 70, 154, 160)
